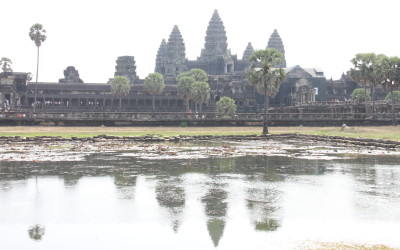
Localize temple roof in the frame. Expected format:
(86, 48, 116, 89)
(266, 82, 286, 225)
(285, 65, 325, 78)
(155, 39, 167, 73)
(267, 29, 286, 68)
(166, 25, 186, 63)
(242, 42, 254, 62)
(199, 10, 229, 61)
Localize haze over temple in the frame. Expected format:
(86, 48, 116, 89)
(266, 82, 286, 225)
(0, 9, 363, 113)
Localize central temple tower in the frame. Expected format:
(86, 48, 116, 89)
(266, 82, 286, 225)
(195, 10, 234, 74)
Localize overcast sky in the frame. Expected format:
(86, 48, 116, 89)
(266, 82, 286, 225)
(1, 0, 399, 83)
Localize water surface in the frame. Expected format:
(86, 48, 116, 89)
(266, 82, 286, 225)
(1, 152, 400, 249)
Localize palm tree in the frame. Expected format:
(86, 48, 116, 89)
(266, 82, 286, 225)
(176, 68, 208, 112)
(382, 56, 400, 126)
(246, 48, 286, 134)
(350, 53, 375, 117)
(29, 24, 47, 111)
(190, 81, 210, 113)
(109, 76, 131, 111)
(144, 72, 165, 110)
(176, 76, 195, 111)
(0, 57, 13, 72)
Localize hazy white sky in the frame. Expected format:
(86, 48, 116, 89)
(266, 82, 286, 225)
(1, 0, 399, 83)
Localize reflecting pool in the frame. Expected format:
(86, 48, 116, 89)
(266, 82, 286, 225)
(1, 151, 400, 249)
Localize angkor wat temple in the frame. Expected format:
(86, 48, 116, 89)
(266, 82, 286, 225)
(0, 10, 362, 113)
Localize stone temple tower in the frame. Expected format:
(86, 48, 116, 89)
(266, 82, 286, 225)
(267, 29, 287, 68)
(155, 39, 167, 75)
(198, 10, 234, 74)
(114, 56, 137, 84)
(164, 25, 186, 78)
(242, 42, 254, 63)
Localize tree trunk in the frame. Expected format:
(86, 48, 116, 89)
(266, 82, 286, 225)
(391, 90, 397, 126)
(152, 94, 155, 111)
(186, 98, 189, 112)
(195, 101, 198, 113)
(263, 88, 269, 135)
(363, 80, 368, 118)
(34, 46, 40, 112)
(119, 97, 122, 111)
(371, 84, 375, 118)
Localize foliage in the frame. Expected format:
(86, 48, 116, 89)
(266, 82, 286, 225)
(190, 81, 210, 112)
(216, 96, 237, 117)
(176, 76, 195, 110)
(145, 72, 165, 110)
(0, 57, 13, 72)
(246, 48, 286, 98)
(179, 122, 187, 127)
(29, 23, 47, 47)
(351, 88, 371, 102)
(246, 48, 286, 134)
(382, 56, 400, 92)
(176, 69, 208, 111)
(28, 224, 45, 241)
(349, 53, 375, 85)
(29, 23, 46, 110)
(144, 72, 165, 94)
(385, 91, 400, 103)
(109, 76, 131, 110)
(109, 76, 131, 98)
(176, 68, 208, 82)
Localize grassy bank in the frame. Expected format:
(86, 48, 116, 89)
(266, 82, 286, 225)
(0, 126, 399, 141)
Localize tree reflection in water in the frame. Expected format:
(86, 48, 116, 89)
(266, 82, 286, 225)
(28, 224, 45, 241)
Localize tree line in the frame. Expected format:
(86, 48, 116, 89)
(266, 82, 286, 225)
(350, 53, 400, 125)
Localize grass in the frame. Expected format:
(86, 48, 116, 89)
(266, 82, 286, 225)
(0, 126, 399, 141)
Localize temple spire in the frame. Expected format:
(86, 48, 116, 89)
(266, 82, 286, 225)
(267, 29, 286, 68)
(242, 42, 254, 62)
(155, 39, 167, 74)
(114, 56, 137, 84)
(165, 25, 186, 78)
(199, 9, 228, 61)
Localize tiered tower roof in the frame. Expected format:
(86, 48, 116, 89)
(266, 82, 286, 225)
(164, 25, 186, 77)
(199, 10, 228, 61)
(242, 42, 254, 62)
(267, 29, 287, 68)
(166, 25, 186, 63)
(114, 56, 137, 84)
(155, 39, 167, 74)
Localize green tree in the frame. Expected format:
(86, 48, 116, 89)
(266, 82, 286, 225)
(382, 56, 400, 126)
(144, 72, 165, 110)
(246, 48, 286, 134)
(350, 53, 375, 115)
(176, 68, 208, 112)
(109, 76, 131, 111)
(0, 57, 13, 72)
(385, 91, 400, 103)
(29, 23, 47, 111)
(351, 88, 371, 102)
(370, 54, 389, 116)
(216, 96, 237, 118)
(28, 224, 45, 241)
(177, 68, 208, 82)
(176, 76, 195, 111)
(190, 81, 210, 113)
